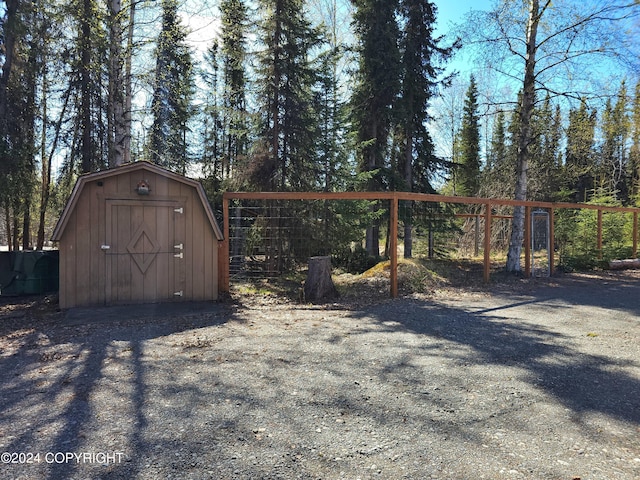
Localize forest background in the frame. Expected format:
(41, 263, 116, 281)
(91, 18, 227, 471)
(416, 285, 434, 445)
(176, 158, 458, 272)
(1, 0, 639, 273)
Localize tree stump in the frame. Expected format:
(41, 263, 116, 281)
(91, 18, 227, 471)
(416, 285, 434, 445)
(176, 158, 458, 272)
(304, 256, 338, 302)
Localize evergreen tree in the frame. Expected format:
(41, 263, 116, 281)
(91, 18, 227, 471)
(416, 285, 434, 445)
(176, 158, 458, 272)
(149, 0, 195, 173)
(351, 0, 401, 255)
(200, 41, 223, 180)
(456, 75, 481, 197)
(529, 95, 562, 201)
(505, 94, 524, 197)
(253, 0, 322, 191)
(479, 106, 518, 202)
(485, 111, 506, 175)
(220, 0, 249, 182)
(0, 0, 20, 206)
(396, 0, 455, 257)
(315, 43, 350, 192)
(565, 100, 597, 203)
(42, 0, 109, 176)
(1, 0, 38, 249)
(547, 103, 563, 198)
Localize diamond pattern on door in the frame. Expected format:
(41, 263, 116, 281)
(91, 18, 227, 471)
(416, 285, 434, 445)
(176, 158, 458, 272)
(126, 222, 161, 274)
(105, 199, 184, 305)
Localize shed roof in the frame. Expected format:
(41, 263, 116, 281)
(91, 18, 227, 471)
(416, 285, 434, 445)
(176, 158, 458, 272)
(51, 162, 223, 241)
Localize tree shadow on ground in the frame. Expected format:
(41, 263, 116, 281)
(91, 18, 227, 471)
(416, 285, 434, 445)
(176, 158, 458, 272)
(0, 300, 239, 480)
(347, 280, 640, 427)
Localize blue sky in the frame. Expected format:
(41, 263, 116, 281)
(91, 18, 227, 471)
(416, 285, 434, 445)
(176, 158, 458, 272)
(434, 0, 494, 34)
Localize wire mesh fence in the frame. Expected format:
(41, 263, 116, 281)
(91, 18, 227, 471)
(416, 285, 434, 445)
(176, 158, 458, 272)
(221, 192, 640, 294)
(227, 198, 390, 280)
(226, 196, 506, 283)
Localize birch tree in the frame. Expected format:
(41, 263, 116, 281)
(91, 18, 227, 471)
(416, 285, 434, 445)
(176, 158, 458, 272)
(108, 0, 127, 167)
(466, 0, 640, 273)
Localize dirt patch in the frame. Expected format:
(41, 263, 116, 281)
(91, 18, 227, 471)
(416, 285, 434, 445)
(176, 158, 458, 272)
(1, 271, 639, 479)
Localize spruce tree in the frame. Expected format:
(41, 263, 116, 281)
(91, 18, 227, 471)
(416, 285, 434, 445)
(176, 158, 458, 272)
(456, 75, 481, 197)
(60, 0, 109, 173)
(482, 110, 514, 200)
(1, 0, 38, 248)
(149, 0, 195, 173)
(529, 95, 562, 201)
(351, 0, 401, 255)
(200, 41, 222, 180)
(315, 44, 350, 192)
(107, 0, 128, 167)
(564, 101, 596, 203)
(486, 111, 506, 175)
(253, 0, 322, 191)
(396, 0, 455, 257)
(220, 0, 248, 182)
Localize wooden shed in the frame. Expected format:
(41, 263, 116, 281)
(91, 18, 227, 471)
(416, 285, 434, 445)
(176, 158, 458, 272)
(52, 162, 223, 308)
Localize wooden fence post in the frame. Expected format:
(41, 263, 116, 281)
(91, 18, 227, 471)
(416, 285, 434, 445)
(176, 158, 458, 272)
(633, 212, 638, 258)
(549, 208, 555, 275)
(221, 195, 230, 293)
(524, 206, 531, 277)
(484, 202, 492, 282)
(597, 209, 603, 259)
(390, 194, 398, 298)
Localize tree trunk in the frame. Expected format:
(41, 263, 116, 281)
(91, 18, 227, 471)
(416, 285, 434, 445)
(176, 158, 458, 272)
(80, 0, 93, 173)
(37, 68, 50, 250)
(0, 0, 19, 137)
(609, 258, 640, 270)
(403, 130, 413, 258)
(22, 197, 31, 250)
(5, 207, 13, 251)
(11, 203, 19, 251)
(123, 0, 135, 164)
(366, 221, 380, 258)
(108, 0, 126, 167)
(37, 84, 71, 249)
(506, 0, 542, 273)
(304, 256, 338, 302)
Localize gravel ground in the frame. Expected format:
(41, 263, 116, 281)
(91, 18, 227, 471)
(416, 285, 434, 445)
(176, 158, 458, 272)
(1, 272, 639, 480)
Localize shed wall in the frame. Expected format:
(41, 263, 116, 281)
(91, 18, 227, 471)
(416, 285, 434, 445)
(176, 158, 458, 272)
(58, 167, 219, 308)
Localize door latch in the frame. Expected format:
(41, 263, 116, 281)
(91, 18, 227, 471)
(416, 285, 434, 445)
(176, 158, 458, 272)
(174, 207, 184, 214)
(173, 291, 183, 297)
(174, 252, 183, 259)
(174, 243, 183, 250)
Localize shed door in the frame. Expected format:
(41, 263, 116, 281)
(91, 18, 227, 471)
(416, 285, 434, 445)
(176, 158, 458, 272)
(105, 200, 186, 304)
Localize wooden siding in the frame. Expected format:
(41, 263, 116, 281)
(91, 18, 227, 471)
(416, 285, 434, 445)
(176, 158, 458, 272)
(55, 163, 220, 308)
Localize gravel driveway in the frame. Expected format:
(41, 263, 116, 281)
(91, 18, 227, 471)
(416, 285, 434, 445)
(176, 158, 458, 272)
(1, 272, 639, 480)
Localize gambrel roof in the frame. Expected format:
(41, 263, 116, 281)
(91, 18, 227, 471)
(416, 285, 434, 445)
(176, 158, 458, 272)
(51, 161, 223, 241)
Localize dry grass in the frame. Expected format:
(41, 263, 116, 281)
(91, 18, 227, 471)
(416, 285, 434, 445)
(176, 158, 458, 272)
(230, 257, 532, 305)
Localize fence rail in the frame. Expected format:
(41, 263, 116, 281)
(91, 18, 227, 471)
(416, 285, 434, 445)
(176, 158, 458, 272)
(219, 191, 640, 298)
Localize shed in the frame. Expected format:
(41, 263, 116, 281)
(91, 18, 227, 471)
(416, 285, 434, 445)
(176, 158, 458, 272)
(52, 162, 223, 308)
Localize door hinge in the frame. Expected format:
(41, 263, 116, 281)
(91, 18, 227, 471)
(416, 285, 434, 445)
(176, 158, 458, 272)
(174, 243, 183, 250)
(174, 252, 183, 259)
(174, 207, 184, 214)
(101, 245, 111, 250)
(173, 291, 183, 297)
